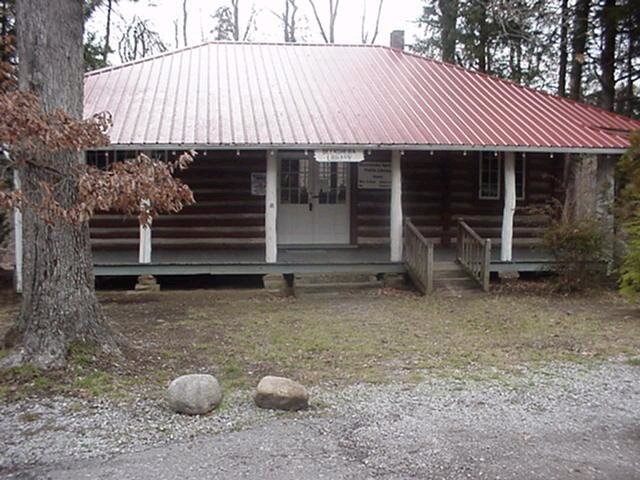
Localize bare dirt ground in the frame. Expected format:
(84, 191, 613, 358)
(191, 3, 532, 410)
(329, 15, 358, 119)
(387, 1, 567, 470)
(1, 280, 640, 478)
(2, 280, 640, 398)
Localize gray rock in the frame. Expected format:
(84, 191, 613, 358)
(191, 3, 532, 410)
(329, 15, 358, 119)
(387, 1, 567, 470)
(254, 376, 309, 411)
(167, 374, 222, 415)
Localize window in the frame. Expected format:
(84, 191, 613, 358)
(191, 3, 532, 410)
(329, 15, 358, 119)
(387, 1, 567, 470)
(478, 153, 526, 201)
(479, 153, 501, 199)
(515, 155, 526, 200)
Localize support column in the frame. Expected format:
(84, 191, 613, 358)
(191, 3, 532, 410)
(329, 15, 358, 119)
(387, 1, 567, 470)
(265, 150, 278, 263)
(13, 170, 22, 293)
(501, 152, 516, 262)
(138, 200, 152, 264)
(390, 150, 403, 262)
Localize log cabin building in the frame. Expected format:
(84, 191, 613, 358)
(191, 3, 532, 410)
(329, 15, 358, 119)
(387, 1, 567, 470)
(15, 33, 640, 293)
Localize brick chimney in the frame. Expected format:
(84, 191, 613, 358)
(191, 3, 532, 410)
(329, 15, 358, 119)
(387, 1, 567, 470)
(390, 30, 405, 50)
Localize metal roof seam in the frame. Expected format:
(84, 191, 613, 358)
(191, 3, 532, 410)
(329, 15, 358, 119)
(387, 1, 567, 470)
(238, 44, 263, 144)
(327, 47, 393, 144)
(271, 45, 312, 144)
(280, 45, 326, 144)
(422, 59, 515, 145)
(397, 46, 640, 131)
(127, 58, 156, 144)
(252, 44, 285, 144)
(285, 46, 335, 144)
(390, 50, 475, 145)
(309, 46, 362, 144)
(352, 47, 424, 143)
(465, 65, 565, 147)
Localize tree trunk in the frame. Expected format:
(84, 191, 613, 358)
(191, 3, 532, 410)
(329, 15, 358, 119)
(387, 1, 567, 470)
(439, 0, 459, 63)
(232, 0, 240, 41)
(182, 0, 188, 46)
(600, 0, 617, 111)
(102, 0, 112, 63)
(558, 0, 569, 96)
(477, 1, 488, 73)
(569, 0, 591, 101)
(6, 0, 119, 369)
(625, 24, 635, 115)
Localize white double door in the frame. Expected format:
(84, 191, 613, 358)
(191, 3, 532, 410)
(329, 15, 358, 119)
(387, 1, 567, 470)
(277, 155, 350, 245)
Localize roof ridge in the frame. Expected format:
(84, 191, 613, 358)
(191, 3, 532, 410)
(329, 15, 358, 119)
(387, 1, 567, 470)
(84, 40, 387, 77)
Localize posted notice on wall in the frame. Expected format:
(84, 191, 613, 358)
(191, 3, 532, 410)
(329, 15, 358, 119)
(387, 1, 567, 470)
(251, 173, 266, 196)
(358, 162, 391, 189)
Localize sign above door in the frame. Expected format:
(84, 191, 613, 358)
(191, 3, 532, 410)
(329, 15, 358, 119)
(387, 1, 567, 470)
(314, 149, 365, 163)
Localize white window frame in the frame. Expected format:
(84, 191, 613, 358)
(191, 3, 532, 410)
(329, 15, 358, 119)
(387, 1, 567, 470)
(478, 152, 501, 200)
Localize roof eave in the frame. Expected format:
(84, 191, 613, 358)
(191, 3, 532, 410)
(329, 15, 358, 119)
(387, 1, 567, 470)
(94, 143, 629, 155)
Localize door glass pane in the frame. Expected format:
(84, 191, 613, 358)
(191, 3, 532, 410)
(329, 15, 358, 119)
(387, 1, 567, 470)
(317, 162, 348, 205)
(280, 157, 310, 204)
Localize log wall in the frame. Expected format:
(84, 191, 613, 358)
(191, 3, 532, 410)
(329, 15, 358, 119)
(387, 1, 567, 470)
(89, 148, 562, 253)
(354, 150, 563, 246)
(89, 150, 267, 251)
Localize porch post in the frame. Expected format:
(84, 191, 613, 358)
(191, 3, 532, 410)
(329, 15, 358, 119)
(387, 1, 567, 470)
(138, 200, 152, 264)
(13, 170, 22, 293)
(390, 150, 403, 262)
(501, 152, 516, 262)
(265, 150, 278, 263)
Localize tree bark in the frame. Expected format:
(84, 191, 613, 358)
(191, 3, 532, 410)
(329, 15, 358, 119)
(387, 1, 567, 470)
(600, 0, 617, 111)
(569, 0, 591, 101)
(439, 0, 458, 63)
(477, 0, 488, 73)
(102, 0, 112, 63)
(182, 0, 188, 46)
(558, 0, 569, 96)
(6, 0, 119, 369)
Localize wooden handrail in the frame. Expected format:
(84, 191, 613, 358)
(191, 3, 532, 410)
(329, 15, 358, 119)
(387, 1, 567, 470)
(403, 217, 434, 295)
(456, 218, 491, 292)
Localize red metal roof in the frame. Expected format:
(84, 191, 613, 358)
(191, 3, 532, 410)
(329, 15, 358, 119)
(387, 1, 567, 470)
(84, 42, 640, 153)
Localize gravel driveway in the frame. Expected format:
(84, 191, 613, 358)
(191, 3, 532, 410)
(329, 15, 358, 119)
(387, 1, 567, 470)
(2, 361, 640, 480)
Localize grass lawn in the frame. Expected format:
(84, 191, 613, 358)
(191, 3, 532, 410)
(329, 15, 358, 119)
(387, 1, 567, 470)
(1, 281, 639, 399)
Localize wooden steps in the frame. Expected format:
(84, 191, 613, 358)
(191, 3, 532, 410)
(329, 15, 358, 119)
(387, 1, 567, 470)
(292, 273, 382, 295)
(432, 261, 482, 294)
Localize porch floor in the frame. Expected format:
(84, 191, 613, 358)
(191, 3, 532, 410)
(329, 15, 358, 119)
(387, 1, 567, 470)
(92, 245, 554, 276)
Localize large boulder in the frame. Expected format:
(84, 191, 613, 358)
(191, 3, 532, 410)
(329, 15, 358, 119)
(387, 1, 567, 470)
(167, 374, 222, 415)
(253, 376, 309, 411)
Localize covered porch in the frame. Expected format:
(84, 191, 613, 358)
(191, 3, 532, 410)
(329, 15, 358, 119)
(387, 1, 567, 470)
(82, 146, 614, 292)
(91, 244, 555, 277)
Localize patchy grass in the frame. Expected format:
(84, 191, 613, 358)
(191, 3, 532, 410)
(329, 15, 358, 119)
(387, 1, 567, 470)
(626, 357, 640, 367)
(1, 284, 640, 400)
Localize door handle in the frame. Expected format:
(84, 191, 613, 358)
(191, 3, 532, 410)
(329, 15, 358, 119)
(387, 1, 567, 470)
(309, 202, 313, 211)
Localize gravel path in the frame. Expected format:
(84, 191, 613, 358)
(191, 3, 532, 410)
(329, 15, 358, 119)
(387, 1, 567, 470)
(2, 361, 640, 479)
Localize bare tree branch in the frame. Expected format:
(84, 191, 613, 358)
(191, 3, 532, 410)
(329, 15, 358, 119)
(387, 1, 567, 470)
(307, 0, 329, 43)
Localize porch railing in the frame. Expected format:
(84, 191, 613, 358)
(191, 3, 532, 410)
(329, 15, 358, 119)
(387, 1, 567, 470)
(403, 218, 434, 294)
(456, 219, 491, 292)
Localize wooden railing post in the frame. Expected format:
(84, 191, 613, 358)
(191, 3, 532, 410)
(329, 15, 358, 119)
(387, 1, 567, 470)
(457, 219, 492, 292)
(482, 239, 491, 292)
(426, 240, 434, 293)
(402, 218, 433, 295)
(456, 219, 463, 262)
